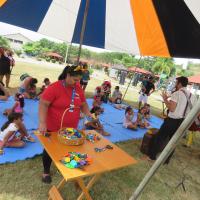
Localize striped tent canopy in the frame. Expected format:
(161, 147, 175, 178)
(0, 0, 200, 58)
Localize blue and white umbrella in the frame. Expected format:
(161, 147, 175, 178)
(0, 0, 200, 58)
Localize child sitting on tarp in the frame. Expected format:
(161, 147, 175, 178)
(0, 113, 34, 155)
(123, 106, 137, 130)
(101, 81, 111, 103)
(41, 78, 51, 92)
(109, 86, 122, 103)
(84, 106, 110, 136)
(137, 107, 150, 128)
(113, 93, 127, 110)
(144, 104, 151, 119)
(19, 75, 38, 99)
(28, 84, 37, 99)
(3, 93, 24, 116)
(37, 78, 51, 98)
(94, 86, 101, 96)
(93, 87, 104, 113)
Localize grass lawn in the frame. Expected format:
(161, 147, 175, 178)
(0, 61, 200, 200)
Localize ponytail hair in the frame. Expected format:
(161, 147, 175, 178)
(15, 93, 24, 108)
(125, 106, 132, 115)
(30, 78, 38, 87)
(90, 106, 101, 114)
(58, 65, 83, 80)
(1, 112, 23, 131)
(0, 81, 5, 86)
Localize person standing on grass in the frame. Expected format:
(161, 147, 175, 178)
(138, 76, 155, 109)
(147, 76, 192, 164)
(0, 47, 11, 88)
(39, 65, 93, 183)
(0, 81, 10, 101)
(6, 50, 15, 88)
(80, 63, 90, 91)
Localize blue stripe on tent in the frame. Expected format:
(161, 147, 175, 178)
(0, 0, 52, 31)
(72, 0, 106, 48)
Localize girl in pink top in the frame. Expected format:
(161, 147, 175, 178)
(4, 93, 24, 116)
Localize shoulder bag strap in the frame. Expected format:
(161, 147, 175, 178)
(181, 90, 192, 117)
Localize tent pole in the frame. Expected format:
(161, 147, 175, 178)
(64, 42, 69, 64)
(122, 56, 142, 101)
(129, 98, 200, 200)
(77, 0, 90, 64)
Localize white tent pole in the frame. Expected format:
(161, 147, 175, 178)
(122, 56, 142, 101)
(77, 0, 90, 64)
(129, 98, 200, 200)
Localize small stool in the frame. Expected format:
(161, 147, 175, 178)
(48, 186, 63, 200)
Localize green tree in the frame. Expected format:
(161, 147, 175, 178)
(113, 59, 123, 65)
(0, 36, 10, 48)
(177, 69, 194, 77)
(152, 57, 175, 76)
(23, 39, 68, 57)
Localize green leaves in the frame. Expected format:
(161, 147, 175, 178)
(0, 36, 10, 48)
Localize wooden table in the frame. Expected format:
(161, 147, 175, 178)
(35, 130, 137, 200)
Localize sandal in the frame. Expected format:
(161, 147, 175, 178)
(23, 135, 35, 142)
(101, 131, 110, 136)
(42, 174, 52, 184)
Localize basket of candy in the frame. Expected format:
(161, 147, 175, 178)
(60, 152, 92, 169)
(57, 128, 86, 146)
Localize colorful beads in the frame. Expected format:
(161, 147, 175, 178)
(61, 152, 92, 169)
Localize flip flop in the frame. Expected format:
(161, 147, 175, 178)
(23, 136, 35, 142)
(102, 131, 111, 136)
(0, 149, 4, 155)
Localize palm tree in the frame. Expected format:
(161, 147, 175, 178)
(152, 57, 175, 76)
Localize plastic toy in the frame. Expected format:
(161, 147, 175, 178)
(94, 145, 113, 152)
(86, 133, 101, 143)
(60, 152, 92, 169)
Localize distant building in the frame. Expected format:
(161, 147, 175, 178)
(3, 33, 33, 50)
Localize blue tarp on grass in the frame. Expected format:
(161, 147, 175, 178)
(0, 97, 163, 164)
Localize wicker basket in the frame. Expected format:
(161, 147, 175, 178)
(57, 128, 86, 146)
(57, 101, 86, 146)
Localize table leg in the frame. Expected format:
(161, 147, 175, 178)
(77, 174, 101, 200)
(57, 178, 66, 190)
